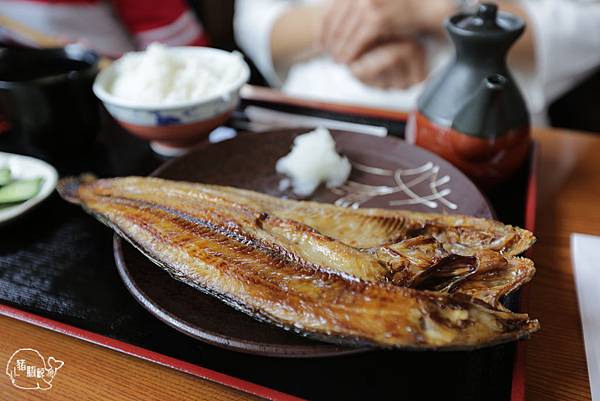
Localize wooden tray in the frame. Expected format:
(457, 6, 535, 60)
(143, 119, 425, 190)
(0, 87, 537, 401)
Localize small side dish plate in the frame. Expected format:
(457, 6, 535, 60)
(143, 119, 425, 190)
(0, 152, 58, 225)
(114, 129, 494, 357)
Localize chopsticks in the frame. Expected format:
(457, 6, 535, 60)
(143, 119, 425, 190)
(0, 15, 112, 69)
(0, 15, 64, 47)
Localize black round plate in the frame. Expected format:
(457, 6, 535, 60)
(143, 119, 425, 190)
(114, 129, 493, 357)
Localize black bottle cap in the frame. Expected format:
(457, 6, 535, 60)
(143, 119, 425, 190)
(448, 2, 524, 36)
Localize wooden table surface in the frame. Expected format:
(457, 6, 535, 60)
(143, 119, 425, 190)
(526, 127, 598, 401)
(0, 127, 597, 401)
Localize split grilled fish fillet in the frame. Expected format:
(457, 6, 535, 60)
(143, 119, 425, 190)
(175, 183, 535, 255)
(58, 176, 539, 349)
(85, 177, 534, 309)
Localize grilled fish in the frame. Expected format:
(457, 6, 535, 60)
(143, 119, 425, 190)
(173, 183, 535, 255)
(79, 177, 535, 308)
(58, 176, 539, 349)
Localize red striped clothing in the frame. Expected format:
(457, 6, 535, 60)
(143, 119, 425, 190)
(0, 0, 210, 57)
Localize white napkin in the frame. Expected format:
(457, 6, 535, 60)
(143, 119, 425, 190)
(571, 233, 600, 400)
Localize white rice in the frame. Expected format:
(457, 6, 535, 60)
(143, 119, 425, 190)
(276, 127, 351, 196)
(109, 43, 243, 105)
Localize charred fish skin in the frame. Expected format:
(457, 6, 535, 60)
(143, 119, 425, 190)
(58, 176, 539, 350)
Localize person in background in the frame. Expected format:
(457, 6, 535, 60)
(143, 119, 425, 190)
(0, 0, 210, 57)
(234, 0, 600, 124)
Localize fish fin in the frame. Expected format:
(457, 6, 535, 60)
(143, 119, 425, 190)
(57, 174, 96, 204)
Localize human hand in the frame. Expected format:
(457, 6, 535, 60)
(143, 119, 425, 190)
(348, 41, 426, 89)
(321, 0, 453, 63)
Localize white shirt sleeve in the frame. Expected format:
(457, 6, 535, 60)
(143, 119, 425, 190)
(522, 0, 600, 112)
(234, 0, 293, 87)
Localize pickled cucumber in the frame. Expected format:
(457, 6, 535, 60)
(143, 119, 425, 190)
(0, 168, 10, 186)
(0, 178, 42, 204)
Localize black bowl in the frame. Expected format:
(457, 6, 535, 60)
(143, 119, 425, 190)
(0, 45, 100, 160)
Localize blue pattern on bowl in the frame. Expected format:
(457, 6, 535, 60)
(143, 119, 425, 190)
(155, 112, 181, 126)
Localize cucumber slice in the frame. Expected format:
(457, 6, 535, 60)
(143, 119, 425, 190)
(0, 178, 43, 204)
(0, 167, 11, 186)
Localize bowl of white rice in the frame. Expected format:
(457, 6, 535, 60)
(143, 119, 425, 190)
(93, 44, 250, 155)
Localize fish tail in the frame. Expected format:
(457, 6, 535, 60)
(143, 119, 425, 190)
(57, 174, 97, 204)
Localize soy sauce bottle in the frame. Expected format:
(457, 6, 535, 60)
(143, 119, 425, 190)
(407, 3, 530, 187)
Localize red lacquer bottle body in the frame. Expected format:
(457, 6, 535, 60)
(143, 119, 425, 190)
(410, 3, 531, 187)
(407, 111, 530, 187)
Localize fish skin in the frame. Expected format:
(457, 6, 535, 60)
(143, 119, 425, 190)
(58, 176, 539, 349)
